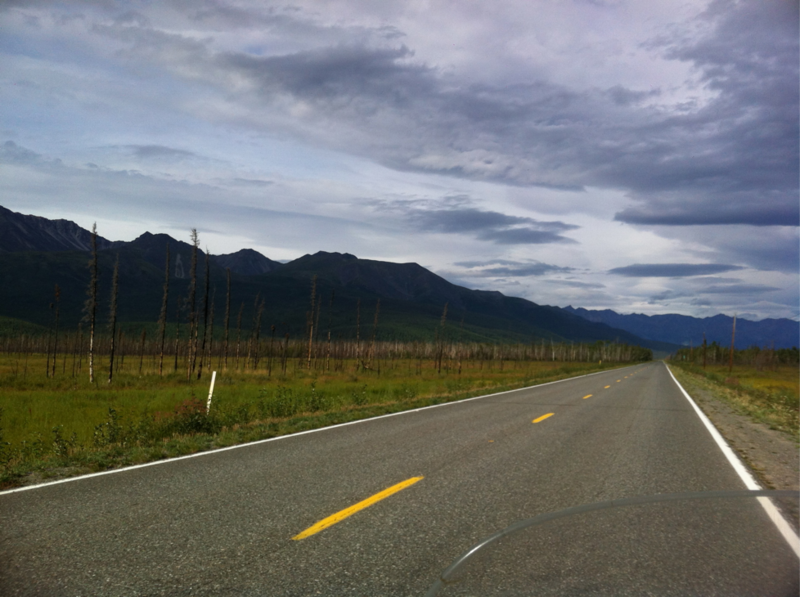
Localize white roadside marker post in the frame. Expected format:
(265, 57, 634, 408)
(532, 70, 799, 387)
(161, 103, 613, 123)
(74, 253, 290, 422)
(206, 371, 217, 414)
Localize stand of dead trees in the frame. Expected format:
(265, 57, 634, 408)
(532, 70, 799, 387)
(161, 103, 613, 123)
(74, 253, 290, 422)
(2, 228, 660, 383)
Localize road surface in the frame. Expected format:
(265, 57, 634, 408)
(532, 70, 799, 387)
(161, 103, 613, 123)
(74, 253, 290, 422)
(1, 362, 797, 595)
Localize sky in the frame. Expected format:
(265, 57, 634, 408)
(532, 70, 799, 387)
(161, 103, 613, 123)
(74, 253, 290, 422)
(1, 0, 797, 322)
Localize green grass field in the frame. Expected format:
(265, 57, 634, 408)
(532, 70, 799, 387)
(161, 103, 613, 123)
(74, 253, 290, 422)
(0, 353, 630, 488)
(669, 362, 799, 437)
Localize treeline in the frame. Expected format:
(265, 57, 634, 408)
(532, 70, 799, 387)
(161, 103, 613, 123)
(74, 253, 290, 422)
(672, 343, 799, 369)
(4, 226, 652, 383)
(0, 333, 651, 380)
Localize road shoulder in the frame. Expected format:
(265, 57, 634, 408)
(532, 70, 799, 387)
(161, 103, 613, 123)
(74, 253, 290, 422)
(669, 365, 798, 524)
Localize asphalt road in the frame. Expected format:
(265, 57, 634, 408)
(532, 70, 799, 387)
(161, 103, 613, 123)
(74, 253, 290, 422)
(1, 362, 797, 595)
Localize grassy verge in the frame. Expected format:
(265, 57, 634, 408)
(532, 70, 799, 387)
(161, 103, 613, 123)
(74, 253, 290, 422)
(669, 362, 799, 439)
(0, 357, 632, 489)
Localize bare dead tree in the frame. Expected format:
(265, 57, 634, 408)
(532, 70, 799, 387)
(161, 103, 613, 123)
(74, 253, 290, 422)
(729, 314, 737, 374)
(268, 324, 276, 377)
(173, 300, 181, 374)
(702, 332, 707, 369)
(306, 275, 317, 369)
(51, 284, 61, 378)
(186, 229, 199, 380)
(157, 242, 170, 376)
(197, 249, 211, 380)
(282, 332, 289, 375)
(246, 293, 260, 370)
(366, 299, 380, 369)
(437, 303, 448, 374)
(234, 302, 244, 371)
(206, 288, 216, 371)
(45, 300, 54, 377)
(251, 296, 265, 370)
(326, 290, 335, 372)
(354, 298, 361, 371)
(107, 255, 120, 384)
(84, 223, 99, 383)
(138, 328, 146, 375)
(221, 268, 231, 370)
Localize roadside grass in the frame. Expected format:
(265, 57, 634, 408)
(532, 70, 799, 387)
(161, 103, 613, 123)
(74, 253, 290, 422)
(0, 355, 631, 488)
(669, 362, 799, 439)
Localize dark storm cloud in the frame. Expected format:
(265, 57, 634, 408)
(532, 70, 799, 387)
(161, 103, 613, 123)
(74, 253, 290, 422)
(1, 140, 43, 164)
(454, 259, 574, 277)
(612, 0, 799, 226)
(71, 1, 797, 240)
(393, 204, 578, 245)
(609, 263, 744, 277)
(130, 145, 196, 159)
(221, 44, 430, 108)
(204, 1, 797, 234)
(478, 227, 577, 245)
(411, 208, 533, 233)
(701, 284, 780, 295)
(231, 177, 273, 187)
(605, 85, 661, 106)
(614, 195, 799, 227)
(544, 279, 605, 289)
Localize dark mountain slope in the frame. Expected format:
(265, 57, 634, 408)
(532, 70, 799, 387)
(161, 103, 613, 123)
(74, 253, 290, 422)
(0, 205, 668, 349)
(213, 249, 283, 276)
(274, 252, 678, 350)
(0, 205, 113, 253)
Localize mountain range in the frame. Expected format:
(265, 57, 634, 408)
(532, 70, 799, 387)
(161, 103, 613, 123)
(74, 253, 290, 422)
(563, 307, 798, 351)
(0, 205, 796, 351)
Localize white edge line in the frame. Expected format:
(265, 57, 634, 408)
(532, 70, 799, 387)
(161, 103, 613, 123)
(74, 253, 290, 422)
(665, 363, 800, 558)
(1, 365, 639, 496)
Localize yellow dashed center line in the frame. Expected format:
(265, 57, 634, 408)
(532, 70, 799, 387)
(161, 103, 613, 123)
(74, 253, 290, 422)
(293, 476, 424, 540)
(533, 413, 555, 423)
(616, 380, 621, 382)
(582, 394, 593, 400)
(604, 385, 611, 389)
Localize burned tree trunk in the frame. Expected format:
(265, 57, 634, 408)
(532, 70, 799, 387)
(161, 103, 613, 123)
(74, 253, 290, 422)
(157, 243, 170, 376)
(84, 223, 99, 383)
(107, 255, 120, 384)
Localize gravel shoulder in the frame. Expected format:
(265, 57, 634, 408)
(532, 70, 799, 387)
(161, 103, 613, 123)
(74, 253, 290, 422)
(669, 364, 798, 523)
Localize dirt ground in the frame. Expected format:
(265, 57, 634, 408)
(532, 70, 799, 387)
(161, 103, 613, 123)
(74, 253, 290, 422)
(670, 365, 798, 525)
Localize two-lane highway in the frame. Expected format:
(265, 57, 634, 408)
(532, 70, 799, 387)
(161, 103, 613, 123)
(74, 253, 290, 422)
(1, 363, 797, 595)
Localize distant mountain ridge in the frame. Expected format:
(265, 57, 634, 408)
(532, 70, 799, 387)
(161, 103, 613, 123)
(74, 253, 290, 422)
(564, 306, 798, 350)
(213, 249, 283, 276)
(0, 205, 113, 253)
(1, 204, 772, 353)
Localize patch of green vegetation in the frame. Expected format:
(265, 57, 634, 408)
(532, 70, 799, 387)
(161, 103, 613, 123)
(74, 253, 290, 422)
(0, 316, 48, 337)
(0, 355, 630, 489)
(669, 362, 799, 438)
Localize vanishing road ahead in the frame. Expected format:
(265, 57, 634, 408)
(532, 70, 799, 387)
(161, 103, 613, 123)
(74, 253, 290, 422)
(2, 362, 798, 595)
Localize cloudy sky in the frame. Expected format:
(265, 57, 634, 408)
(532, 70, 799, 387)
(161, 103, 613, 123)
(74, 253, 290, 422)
(1, 0, 797, 321)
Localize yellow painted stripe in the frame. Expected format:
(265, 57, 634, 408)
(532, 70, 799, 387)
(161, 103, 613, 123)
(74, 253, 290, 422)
(293, 476, 424, 540)
(604, 385, 611, 389)
(533, 413, 554, 423)
(582, 394, 592, 400)
(616, 380, 621, 382)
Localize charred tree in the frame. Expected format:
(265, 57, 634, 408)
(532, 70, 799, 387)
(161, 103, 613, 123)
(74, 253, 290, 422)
(186, 229, 199, 380)
(83, 223, 99, 383)
(197, 249, 211, 380)
(157, 242, 170, 376)
(222, 268, 231, 370)
(107, 255, 120, 384)
(51, 284, 61, 378)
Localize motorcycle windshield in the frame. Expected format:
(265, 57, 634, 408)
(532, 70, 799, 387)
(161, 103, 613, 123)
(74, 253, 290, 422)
(427, 490, 799, 597)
